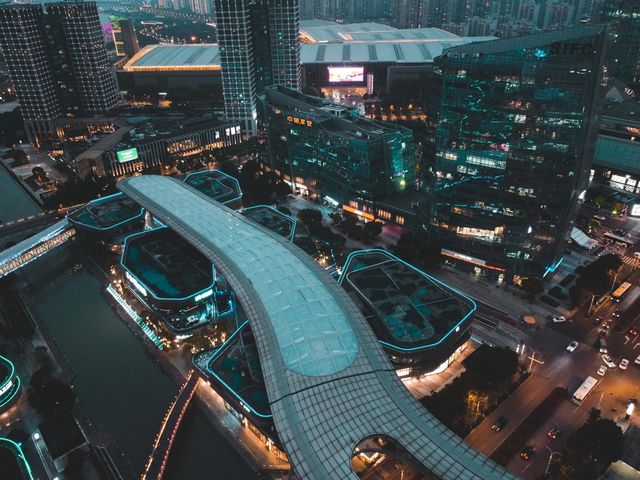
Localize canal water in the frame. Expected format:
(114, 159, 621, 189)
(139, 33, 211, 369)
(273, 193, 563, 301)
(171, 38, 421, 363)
(23, 247, 253, 479)
(0, 163, 41, 223)
(1, 162, 252, 478)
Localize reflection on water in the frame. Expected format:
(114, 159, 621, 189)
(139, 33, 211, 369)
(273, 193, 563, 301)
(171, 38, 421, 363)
(23, 246, 252, 478)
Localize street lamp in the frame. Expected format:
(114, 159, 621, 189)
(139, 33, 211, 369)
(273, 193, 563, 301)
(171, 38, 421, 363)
(544, 445, 561, 478)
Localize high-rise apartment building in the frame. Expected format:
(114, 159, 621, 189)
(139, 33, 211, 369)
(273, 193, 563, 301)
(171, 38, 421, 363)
(214, 0, 258, 136)
(214, 0, 301, 137)
(0, 1, 119, 139)
(0, 5, 61, 124)
(46, 2, 120, 114)
(429, 26, 606, 282)
(269, 0, 301, 88)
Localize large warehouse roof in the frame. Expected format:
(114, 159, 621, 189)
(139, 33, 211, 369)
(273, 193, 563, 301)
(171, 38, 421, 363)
(118, 175, 518, 480)
(123, 44, 221, 71)
(122, 21, 494, 71)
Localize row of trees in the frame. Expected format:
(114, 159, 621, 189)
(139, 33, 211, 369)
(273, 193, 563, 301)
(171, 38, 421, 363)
(552, 408, 624, 479)
(422, 345, 519, 436)
(570, 253, 622, 306)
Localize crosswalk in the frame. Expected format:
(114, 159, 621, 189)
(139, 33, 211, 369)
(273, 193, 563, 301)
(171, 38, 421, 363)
(621, 255, 640, 269)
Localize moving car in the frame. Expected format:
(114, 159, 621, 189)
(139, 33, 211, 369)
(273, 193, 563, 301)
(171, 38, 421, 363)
(520, 446, 535, 461)
(634, 251, 640, 258)
(629, 327, 639, 337)
(593, 316, 603, 325)
(602, 354, 616, 368)
(547, 425, 562, 440)
(614, 308, 622, 318)
(597, 365, 607, 376)
(566, 341, 579, 352)
(552, 315, 566, 323)
(492, 416, 508, 432)
(620, 358, 629, 370)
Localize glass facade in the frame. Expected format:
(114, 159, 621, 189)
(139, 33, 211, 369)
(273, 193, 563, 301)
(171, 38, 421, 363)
(430, 26, 605, 279)
(602, 0, 640, 87)
(265, 86, 415, 204)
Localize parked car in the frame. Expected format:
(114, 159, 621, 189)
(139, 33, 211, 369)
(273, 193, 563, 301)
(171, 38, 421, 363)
(602, 354, 616, 368)
(552, 315, 567, 323)
(620, 358, 629, 370)
(566, 341, 579, 352)
(492, 416, 508, 432)
(597, 365, 608, 376)
(520, 446, 535, 461)
(547, 425, 562, 440)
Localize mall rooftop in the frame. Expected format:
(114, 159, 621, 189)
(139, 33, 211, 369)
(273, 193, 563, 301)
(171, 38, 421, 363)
(117, 175, 518, 480)
(339, 250, 476, 350)
(121, 228, 214, 301)
(241, 205, 296, 241)
(183, 169, 242, 205)
(121, 21, 494, 72)
(67, 193, 143, 231)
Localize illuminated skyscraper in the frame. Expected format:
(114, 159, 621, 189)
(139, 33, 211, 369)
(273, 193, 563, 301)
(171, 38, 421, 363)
(0, 1, 119, 140)
(430, 26, 606, 281)
(214, 0, 300, 137)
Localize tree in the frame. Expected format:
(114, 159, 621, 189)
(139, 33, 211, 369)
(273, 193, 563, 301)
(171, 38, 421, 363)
(29, 367, 76, 416)
(32, 166, 47, 183)
(297, 208, 323, 227)
(554, 412, 623, 479)
(520, 277, 544, 297)
(11, 149, 28, 167)
(463, 345, 518, 390)
(362, 220, 383, 240)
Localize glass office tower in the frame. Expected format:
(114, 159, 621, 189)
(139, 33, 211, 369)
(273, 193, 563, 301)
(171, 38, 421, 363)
(602, 0, 640, 88)
(265, 86, 415, 209)
(430, 26, 606, 282)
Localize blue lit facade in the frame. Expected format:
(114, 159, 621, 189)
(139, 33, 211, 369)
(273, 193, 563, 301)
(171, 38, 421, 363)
(430, 26, 606, 282)
(120, 228, 222, 334)
(264, 86, 415, 223)
(0, 355, 21, 413)
(67, 193, 145, 238)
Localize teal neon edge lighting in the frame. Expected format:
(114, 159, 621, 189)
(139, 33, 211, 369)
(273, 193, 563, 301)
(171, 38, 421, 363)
(67, 192, 145, 231)
(0, 437, 35, 480)
(240, 205, 297, 242)
(120, 226, 217, 302)
(183, 169, 243, 205)
(338, 249, 477, 352)
(204, 321, 272, 419)
(543, 257, 564, 278)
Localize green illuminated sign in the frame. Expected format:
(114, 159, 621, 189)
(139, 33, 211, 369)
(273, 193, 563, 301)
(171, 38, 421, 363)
(117, 148, 139, 163)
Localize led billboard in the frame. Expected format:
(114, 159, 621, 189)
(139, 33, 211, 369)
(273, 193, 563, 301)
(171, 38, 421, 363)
(328, 66, 364, 83)
(117, 148, 139, 163)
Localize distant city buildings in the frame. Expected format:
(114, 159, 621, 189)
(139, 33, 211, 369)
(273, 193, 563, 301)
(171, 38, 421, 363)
(111, 17, 141, 60)
(0, 1, 120, 142)
(429, 25, 606, 282)
(214, 0, 301, 136)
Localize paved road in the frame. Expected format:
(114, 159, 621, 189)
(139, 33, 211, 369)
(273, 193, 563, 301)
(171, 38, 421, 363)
(467, 312, 640, 479)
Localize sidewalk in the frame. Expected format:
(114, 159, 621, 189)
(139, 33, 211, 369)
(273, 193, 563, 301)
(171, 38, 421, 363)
(433, 266, 570, 320)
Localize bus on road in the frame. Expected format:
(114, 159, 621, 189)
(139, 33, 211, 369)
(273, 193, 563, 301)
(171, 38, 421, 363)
(612, 282, 633, 302)
(604, 232, 634, 247)
(572, 376, 598, 405)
